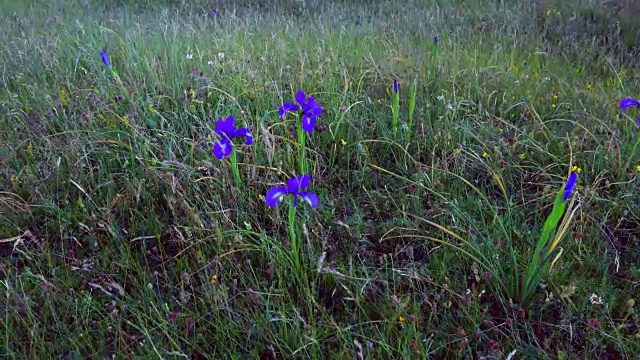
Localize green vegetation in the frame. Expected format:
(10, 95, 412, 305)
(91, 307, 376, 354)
(1, 0, 639, 358)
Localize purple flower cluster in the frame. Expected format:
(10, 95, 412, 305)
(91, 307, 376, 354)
(278, 90, 323, 133)
(212, 115, 253, 159)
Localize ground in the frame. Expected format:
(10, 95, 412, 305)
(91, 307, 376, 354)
(0, 0, 639, 358)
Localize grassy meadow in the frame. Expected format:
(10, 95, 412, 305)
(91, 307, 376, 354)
(1, 0, 639, 358)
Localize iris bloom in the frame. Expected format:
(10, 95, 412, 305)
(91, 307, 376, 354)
(265, 174, 319, 208)
(213, 115, 253, 159)
(563, 172, 578, 202)
(99, 49, 110, 67)
(278, 90, 323, 133)
(393, 79, 398, 93)
(620, 98, 640, 124)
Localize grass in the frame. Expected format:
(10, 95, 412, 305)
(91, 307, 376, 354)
(1, 0, 639, 358)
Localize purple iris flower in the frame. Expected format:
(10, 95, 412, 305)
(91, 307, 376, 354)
(434, 36, 440, 44)
(619, 98, 640, 125)
(393, 79, 398, 93)
(278, 90, 323, 133)
(265, 174, 319, 208)
(99, 49, 110, 67)
(212, 115, 253, 159)
(563, 172, 578, 202)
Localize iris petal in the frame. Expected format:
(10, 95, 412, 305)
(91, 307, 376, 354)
(235, 128, 253, 145)
(99, 49, 110, 67)
(305, 96, 323, 117)
(298, 191, 319, 207)
(213, 139, 232, 159)
(295, 90, 307, 106)
(301, 114, 315, 133)
(619, 98, 640, 110)
(215, 115, 236, 138)
(286, 175, 310, 193)
(563, 172, 578, 202)
(278, 103, 300, 119)
(265, 186, 287, 207)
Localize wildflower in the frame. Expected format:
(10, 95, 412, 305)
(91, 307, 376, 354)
(585, 83, 592, 90)
(619, 98, 640, 124)
(212, 115, 253, 159)
(636, 165, 640, 172)
(99, 49, 110, 67)
(210, 274, 218, 284)
(393, 79, 398, 93)
(10, 175, 17, 185)
(278, 90, 323, 133)
(552, 104, 557, 108)
(482, 151, 488, 158)
(589, 293, 603, 305)
(434, 36, 439, 44)
(519, 153, 526, 160)
(207, 60, 214, 66)
(571, 165, 582, 174)
(186, 53, 193, 60)
(563, 172, 578, 202)
(211, 8, 218, 14)
(265, 174, 319, 208)
(398, 315, 405, 323)
(587, 317, 601, 329)
(217, 52, 225, 59)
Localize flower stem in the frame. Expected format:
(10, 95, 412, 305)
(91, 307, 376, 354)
(288, 200, 299, 269)
(298, 123, 306, 174)
(392, 87, 400, 139)
(230, 146, 241, 189)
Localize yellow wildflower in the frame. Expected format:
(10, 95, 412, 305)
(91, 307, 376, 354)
(27, 144, 33, 156)
(636, 165, 640, 173)
(210, 274, 218, 285)
(482, 151, 488, 158)
(552, 104, 557, 108)
(10, 175, 17, 184)
(398, 315, 405, 323)
(571, 165, 582, 174)
(519, 153, 526, 160)
(553, 94, 558, 100)
(453, 148, 461, 154)
(340, 139, 347, 146)
(585, 83, 592, 91)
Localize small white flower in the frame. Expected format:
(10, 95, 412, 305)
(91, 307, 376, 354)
(437, 95, 445, 101)
(186, 53, 193, 60)
(446, 104, 454, 110)
(207, 60, 214, 66)
(217, 52, 225, 59)
(589, 293, 603, 305)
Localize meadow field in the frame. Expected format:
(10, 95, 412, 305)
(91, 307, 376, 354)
(1, 0, 639, 358)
